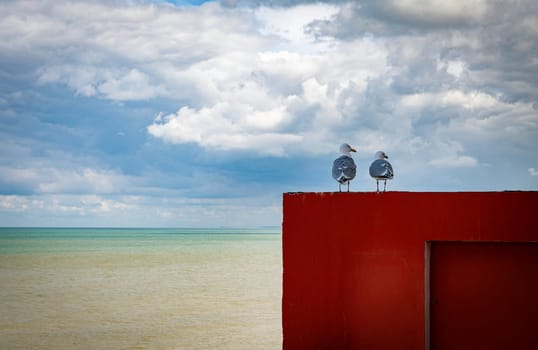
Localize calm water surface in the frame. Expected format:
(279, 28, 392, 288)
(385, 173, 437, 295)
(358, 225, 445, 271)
(0, 228, 282, 349)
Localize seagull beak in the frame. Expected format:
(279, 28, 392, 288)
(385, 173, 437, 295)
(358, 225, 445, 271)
(350, 148, 357, 152)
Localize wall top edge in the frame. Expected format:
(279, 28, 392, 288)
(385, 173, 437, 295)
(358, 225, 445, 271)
(284, 190, 538, 195)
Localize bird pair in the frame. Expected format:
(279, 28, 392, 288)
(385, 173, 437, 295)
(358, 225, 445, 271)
(332, 143, 394, 192)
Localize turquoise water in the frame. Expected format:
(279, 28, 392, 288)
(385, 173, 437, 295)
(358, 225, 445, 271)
(0, 228, 282, 349)
(0, 227, 281, 254)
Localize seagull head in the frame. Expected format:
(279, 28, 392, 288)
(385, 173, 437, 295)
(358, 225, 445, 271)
(375, 151, 388, 159)
(340, 143, 357, 155)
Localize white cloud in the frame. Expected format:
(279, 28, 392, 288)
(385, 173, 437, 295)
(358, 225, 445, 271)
(39, 168, 130, 194)
(255, 3, 339, 50)
(2, 194, 135, 212)
(437, 59, 467, 78)
(147, 34, 388, 155)
(429, 155, 478, 168)
(2, 0, 268, 101)
(80, 195, 135, 213)
(399, 90, 499, 110)
(38, 64, 99, 96)
(3, 0, 393, 157)
(0, 194, 138, 218)
(97, 69, 166, 100)
(0, 195, 30, 211)
(0, 165, 132, 195)
(383, 0, 488, 25)
(445, 60, 466, 78)
(529, 168, 538, 176)
(39, 66, 166, 100)
(0, 194, 281, 227)
(50, 197, 86, 215)
(148, 104, 302, 156)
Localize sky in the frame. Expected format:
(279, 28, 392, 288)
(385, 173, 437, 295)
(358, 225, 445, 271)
(0, 0, 537, 227)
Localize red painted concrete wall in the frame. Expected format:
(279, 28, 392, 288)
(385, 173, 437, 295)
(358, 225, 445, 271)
(429, 241, 538, 349)
(282, 192, 538, 350)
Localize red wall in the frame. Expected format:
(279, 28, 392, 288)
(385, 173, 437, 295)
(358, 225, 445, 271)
(282, 192, 538, 350)
(429, 241, 538, 349)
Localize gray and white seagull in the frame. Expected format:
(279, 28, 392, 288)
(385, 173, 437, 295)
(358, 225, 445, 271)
(332, 143, 357, 192)
(369, 151, 394, 192)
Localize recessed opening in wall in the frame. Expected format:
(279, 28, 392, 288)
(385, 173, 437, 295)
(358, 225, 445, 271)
(426, 241, 538, 350)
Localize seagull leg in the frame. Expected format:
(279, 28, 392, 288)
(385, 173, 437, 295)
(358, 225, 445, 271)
(383, 180, 387, 192)
(347, 182, 350, 192)
(376, 180, 379, 193)
(338, 183, 341, 192)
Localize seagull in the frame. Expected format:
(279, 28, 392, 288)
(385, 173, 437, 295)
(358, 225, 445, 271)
(369, 151, 394, 192)
(332, 143, 357, 192)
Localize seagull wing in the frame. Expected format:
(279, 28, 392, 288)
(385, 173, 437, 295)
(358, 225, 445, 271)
(384, 161, 394, 179)
(332, 155, 357, 183)
(369, 159, 394, 179)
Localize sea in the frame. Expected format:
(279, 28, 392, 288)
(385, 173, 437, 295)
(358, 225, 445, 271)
(0, 227, 282, 350)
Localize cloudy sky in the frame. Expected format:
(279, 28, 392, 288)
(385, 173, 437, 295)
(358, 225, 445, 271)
(1, 0, 537, 227)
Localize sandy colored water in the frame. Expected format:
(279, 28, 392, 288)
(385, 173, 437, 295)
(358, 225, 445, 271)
(0, 232, 282, 349)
